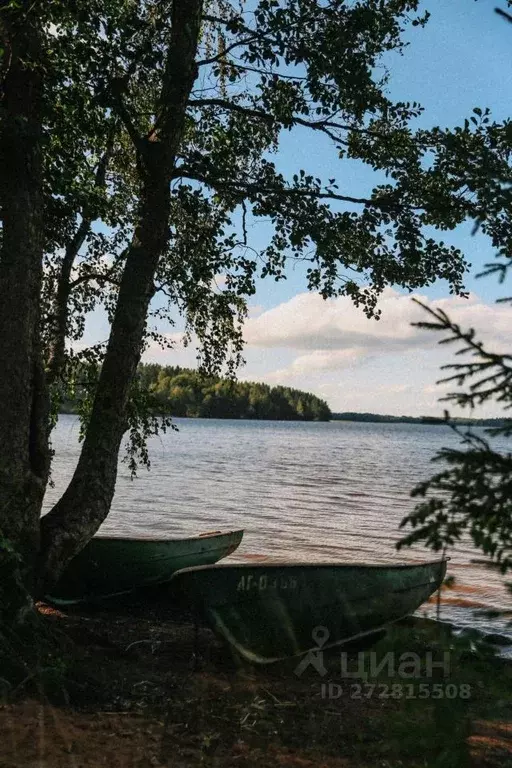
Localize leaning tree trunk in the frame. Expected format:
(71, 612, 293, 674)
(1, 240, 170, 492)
(38, 0, 203, 593)
(0, 2, 49, 614)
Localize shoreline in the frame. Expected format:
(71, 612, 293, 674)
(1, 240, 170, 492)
(2, 598, 509, 767)
(59, 409, 508, 427)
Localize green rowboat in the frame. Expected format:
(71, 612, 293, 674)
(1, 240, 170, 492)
(171, 559, 447, 663)
(45, 529, 244, 606)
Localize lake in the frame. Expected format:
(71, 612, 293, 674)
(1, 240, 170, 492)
(43, 415, 511, 643)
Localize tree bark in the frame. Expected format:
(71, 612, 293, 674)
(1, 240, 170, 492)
(0, 2, 49, 592)
(38, 0, 203, 592)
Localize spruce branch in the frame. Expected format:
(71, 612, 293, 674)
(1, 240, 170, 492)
(411, 298, 512, 411)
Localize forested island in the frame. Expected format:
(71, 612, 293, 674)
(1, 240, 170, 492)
(332, 412, 509, 427)
(136, 365, 331, 420)
(60, 363, 332, 421)
(60, 364, 331, 421)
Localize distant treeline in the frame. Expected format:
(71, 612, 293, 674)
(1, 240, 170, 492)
(331, 412, 509, 427)
(132, 365, 332, 421)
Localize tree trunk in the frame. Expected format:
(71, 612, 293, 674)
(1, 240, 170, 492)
(0, 3, 49, 600)
(39, 173, 171, 587)
(38, 0, 203, 592)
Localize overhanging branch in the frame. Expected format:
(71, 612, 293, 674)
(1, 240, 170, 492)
(188, 97, 391, 144)
(47, 129, 117, 384)
(173, 167, 400, 209)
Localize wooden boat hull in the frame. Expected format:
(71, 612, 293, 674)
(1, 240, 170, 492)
(45, 529, 244, 606)
(171, 559, 447, 663)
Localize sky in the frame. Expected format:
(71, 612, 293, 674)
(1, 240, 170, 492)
(84, 0, 512, 417)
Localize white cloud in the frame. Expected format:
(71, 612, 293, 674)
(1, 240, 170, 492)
(247, 303, 265, 318)
(423, 382, 451, 394)
(142, 331, 197, 367)
(282, 348, 365, 375)
(238, 288, 511, 416)
(210, 274, 228, 291)
(244, 288, 425, 351)
(243, 288, 509, 357)
(386, 384, 411, 394)
(137, 287, 510, 417)
(244, 349, 364, 385)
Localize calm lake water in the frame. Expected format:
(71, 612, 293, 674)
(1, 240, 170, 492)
(43, 415, 512, 644)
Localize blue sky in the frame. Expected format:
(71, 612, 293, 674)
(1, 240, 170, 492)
(250, 0, 511, 307)
(87, 1, 512, 417)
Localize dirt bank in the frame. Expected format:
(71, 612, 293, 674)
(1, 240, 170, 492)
(0, 597, 510, 767)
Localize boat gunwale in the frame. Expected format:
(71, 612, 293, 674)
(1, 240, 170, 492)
(44, 531, 245, 605)
(192, 576, 445, 614)
(172, 558, 449, 577)
(79, 529, 244, 544)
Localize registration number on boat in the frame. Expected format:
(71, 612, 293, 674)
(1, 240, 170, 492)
(236, 574, 297, 592)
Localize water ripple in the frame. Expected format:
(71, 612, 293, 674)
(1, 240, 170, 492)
(43, 416, 511, 641)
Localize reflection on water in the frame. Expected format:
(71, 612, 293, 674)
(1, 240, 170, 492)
(44, 416, 511, 641)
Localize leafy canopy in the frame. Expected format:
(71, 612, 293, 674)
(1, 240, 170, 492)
(397, 4, 512, 580)
(33, 0, 511, 471)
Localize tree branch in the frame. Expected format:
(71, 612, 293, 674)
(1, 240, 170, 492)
(196, 35, 260, 67)
(496, 7, 512, 24)
(221, 60, 310, 81)
(188, 97, 273, 123)
(69, 267, 122, 290)
(173, 167, 398, 209)
(188, 97, 391, 144)
(412, 299, 512, 410)
(47, 131, 116, 384)
(109, 85, 144, 151)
